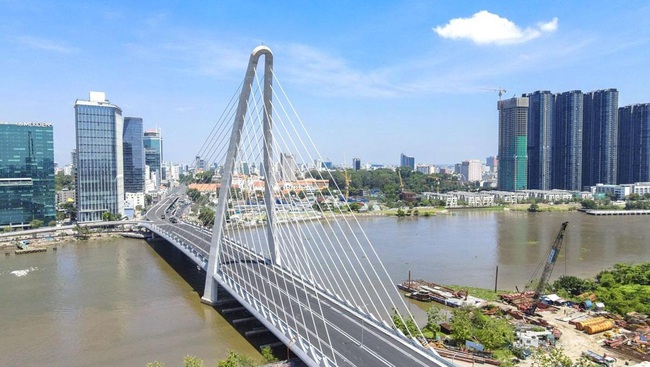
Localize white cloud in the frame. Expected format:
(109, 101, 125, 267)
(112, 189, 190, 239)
(13, 36, 77, 53)
(433, 11, 558, 45)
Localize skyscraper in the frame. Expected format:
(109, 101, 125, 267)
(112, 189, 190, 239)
(618, 103, 650, 184)
(526, 91, 554, 190)
(460, 159, 482, 182)
(280, 152, 298, 181)
(75, 91, 124, 222)
(352, 158, 361, 171)
(0, 122, 55, 227)
(143, 129, 163, 187)
(582, 89, 618, 187)
(498, 96, 529, 191)
(552, 90, 583, 190)
(123, 117, 145, 193)
(400, 153, 415, 171)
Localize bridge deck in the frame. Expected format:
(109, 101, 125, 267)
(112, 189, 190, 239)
(143, 193, 453, 367)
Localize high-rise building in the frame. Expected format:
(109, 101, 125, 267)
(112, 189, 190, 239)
(123, 117, 145, 193)
(582, 89, 618, 187)
(0, 122, 55, 227)
(75, 91, 124, 222)
(460, 159, 482, 182)
(552, 90, 583, 190)
(618, 103, 650, 184)
(400, 153, 415, 171)
(498, 96, 529, 191)
(526, 91, 554, 190)
(143, 129, 163, 187)
(486, 156, 498, 172)
(281, 153, 298, 181)
(352, 158, 361, 171)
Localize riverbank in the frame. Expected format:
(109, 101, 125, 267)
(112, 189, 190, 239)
(0, 232, 127, 251)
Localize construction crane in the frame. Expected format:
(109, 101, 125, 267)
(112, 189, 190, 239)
(480, 87, 507, 102)
(397, 169, 416, 202)
(525, 221, 569, 315)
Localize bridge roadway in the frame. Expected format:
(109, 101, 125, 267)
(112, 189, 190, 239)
(143, 193, 453, 367)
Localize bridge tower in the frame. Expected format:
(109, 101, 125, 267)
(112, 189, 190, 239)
(202, 46, 278, 305)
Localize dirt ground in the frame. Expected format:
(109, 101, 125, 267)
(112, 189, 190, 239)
(520, 306, 638, 366)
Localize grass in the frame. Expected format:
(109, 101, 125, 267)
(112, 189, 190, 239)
(446, 285, 515, 302)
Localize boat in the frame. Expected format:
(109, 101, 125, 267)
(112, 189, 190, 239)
(406, 290, 432, 302)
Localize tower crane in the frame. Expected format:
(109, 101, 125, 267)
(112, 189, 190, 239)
(480, 87, 507, 102)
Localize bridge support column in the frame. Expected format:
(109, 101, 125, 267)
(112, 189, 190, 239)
(202, 46, 274, 305)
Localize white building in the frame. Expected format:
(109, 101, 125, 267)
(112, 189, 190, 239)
(460, 159, 482, 182)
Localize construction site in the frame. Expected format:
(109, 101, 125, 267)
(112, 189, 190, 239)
(398, 221, 650, 365)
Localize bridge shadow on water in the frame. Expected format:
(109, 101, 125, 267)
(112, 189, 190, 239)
(146, 237, 305, 365)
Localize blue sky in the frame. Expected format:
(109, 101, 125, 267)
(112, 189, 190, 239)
(2, 1, 650, 167)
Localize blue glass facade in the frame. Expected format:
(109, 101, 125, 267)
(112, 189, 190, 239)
(552, 91, 583, 190)
(498, 97, 529, 191)
(526, 91, 554, 190)
(0, 123, 55, 226)
(618, 104, 650, 184)
(75, 93, 124, 222)
(400, 153, 415, 171)
(582, 89, 618, 187)
(123, 117, 145, 192)
(143, 130, 162, 186)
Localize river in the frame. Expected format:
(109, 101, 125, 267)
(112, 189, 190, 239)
(1, 210, 648, 366)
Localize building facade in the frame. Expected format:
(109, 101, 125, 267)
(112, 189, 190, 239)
(498, 97, 529, 191)
(460, 159, 482, 182)
(123, 117, 145, 193)
(582, 89, 618, 187)
(552, 90, 583, 190)
(526, 91, 554, 190)
(352, 158, 361, 171)
(400, 153, 415, 171)
(618, 104, 650, 184)
(143, 129, 163, 187)
(0, 122, 55, 227)
(75, 92, 124, 222)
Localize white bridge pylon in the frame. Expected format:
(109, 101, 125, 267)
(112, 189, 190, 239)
(195, 46, 448, 366)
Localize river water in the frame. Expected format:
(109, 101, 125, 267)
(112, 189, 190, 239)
(1, 211, 648, 366)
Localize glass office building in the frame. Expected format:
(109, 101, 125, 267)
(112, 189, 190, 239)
(123, 117, 145, 192)
(498, 97, 529, 191)
(75, 92, 124, 222)
(143, 129, 163, 186)
(0, 122, 55, 227)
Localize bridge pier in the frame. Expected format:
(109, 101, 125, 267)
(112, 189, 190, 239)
(201, 276, 219, 305)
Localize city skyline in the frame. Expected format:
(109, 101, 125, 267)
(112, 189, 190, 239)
(3, 2, 650, 166)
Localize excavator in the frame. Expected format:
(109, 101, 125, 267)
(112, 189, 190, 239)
(523, 221, 569, 315)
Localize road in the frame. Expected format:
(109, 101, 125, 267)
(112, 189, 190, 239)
(144, 191, 453, 367)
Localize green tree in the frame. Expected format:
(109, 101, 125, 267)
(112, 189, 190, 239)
(55, 172, 74, 190)
(527, 202, 540, 212)
(391, 308, 419, 337)
(349, 202, 361, 212)
(48, 220, 57, 227)
(182, 355, 203, 367)
(3, 225, 13, 233)
(260, 346, 278, 363)
(30, 219, 43, 229)
(423, 305, 445, 338)
(531, 347, 597, 367)
(216, 350, 255, 367)
(145, 194, 153, 206)
(553, 275, 594, 296)
(145, 362, 165, 367)
(102, 212, 116, 221)
(449, 306, 473, 344)
(580, 199, 597, 209)
(187, 188, 202, 202)
(198, 207, 215, 227)
(73, 223, 90, 240)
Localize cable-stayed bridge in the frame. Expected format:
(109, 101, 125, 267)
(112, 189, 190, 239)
(141, 46, 453, 367)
